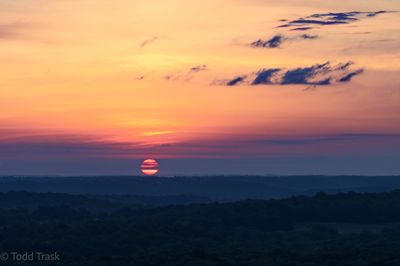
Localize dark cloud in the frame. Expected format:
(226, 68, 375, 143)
(250, 35, 284, 48)
(190, 65, 207, 73)
(281, 62, 332, 85)
(288, 19, 347, 26)
(367, 10, 388, 17)
(250, 11, 390, 50)
(227, 76, 246, 86)
(278, 11, 390, 29)
(224, 62, 364, 87)
(250, 34, 317, 49)
(310, 12, 359, 21)
(184, 65, 207, 80)
(300, 34, 318, 39)
(140, 36, 158, 48)
(252, 69, 280, 85)
(339, 69, 364, 82)
(290, 27, 313, 31)
(335, 61, 353, 70)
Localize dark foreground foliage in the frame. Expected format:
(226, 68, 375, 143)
(2, 191, 400, 265)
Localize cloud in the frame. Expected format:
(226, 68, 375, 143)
(250, 34, 317, 49)
(190, 65, 207, 73)
(227, 76, 246, 86)
(278, 11, 390, 29)
(250, 11, 390, 50)
(281, 63, 332, 85)
(150, 132, 400, 158)
(1, 128, 398, 167)
(300, 34, 318, 39)
(164, 65, 208, 81)
(0, 130, 141, 159)
(250, 34, 284, 48)
(252, 69, 280, 85)
(284, 19, 347, 26)
(254, 133, 400, 146)
(338, 69, 364, 82)
(290, 27, 313, 31)
(222, 61, 364, 87)
(139, 36, 158, 48)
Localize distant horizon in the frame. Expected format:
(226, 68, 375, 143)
(0, 155, 399, 177)
(1, 174, 400, 178)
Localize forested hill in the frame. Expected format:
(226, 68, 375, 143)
(2, 190, 400, 265)
(2, 189, 400, 222)
(0, 191, 210, 210)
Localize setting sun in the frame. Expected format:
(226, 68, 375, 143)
(140, 159, 159, 176)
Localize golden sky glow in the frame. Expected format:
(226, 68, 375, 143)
(0, 0, 400, 165)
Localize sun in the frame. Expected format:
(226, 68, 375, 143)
(140, 159, 159, 176)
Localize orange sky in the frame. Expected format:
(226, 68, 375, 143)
(0, 0, 400, 174)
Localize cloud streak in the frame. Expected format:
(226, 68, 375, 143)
(227, 76, 246, 86)
(250, 34, 285, 48)
(278, 11, 390, 29)
(190, 65, 207, 73)
(0, 128, 399, 162)
(223, 61, 364, 87)
(250, 34, 318, 48)
(139, 36, 158, 48)
(165, 65, 207, 81)
(250, 11, 390, 49)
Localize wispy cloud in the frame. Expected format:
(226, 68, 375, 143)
(1, 127, 399, 160)
(165, 65, 207, 81)
(221, 62, 364, 87)
(290, 27, 313, 31)
(300, 34, 318, 40)
(250, 34, 318, 48)
(190, 65, 207, 73)
(338, 69, 364, 82)
(0, 130, 140, 159)
(139, 36, 158, 48)
(250, 34, 285, 48)
(277, 11, 390, 29)
(227, 76, 246, 86)
(249, 11, 390, 49)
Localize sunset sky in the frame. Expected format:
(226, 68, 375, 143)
(0, 0, 399, 175)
